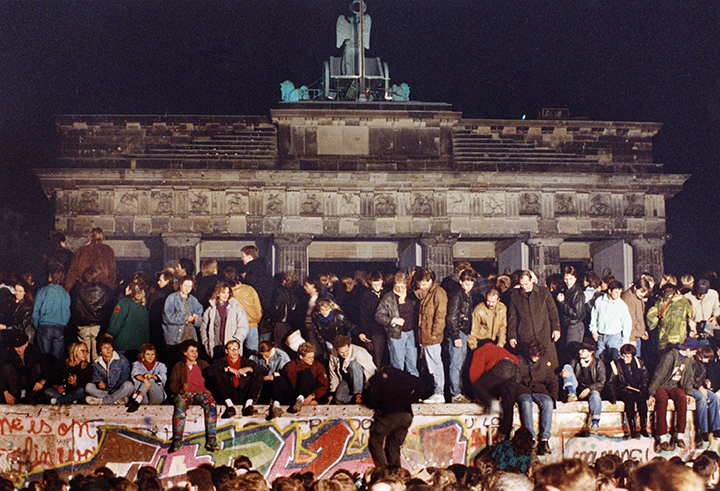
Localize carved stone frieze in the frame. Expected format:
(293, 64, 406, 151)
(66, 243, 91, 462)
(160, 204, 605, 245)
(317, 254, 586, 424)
(338, 193, 360, 216)
(589, 194, 611, 216)
(152, 191, 174, 214)
(374, 194, 396, 216)
(300, 193, 322, 215)
(77, 191, 100, 215)
(226, 192, 248, 215)
(554, 194, 575, 215)
(189, 191, 210, 214)
(265, 193, 285, 216)
(519, 193, 541, 216)
(116, 192, 138, 215)
(484, 193, 505, 216)
(447, 191, 467, 215)
(624, 194, 645, 217)
(411, 194, 434, 216)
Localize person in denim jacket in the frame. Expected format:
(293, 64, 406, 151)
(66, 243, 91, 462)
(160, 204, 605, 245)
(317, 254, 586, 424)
(127, 343, 167, 412)
(163, 276, 203, 353)
(85, 335, 133, 405)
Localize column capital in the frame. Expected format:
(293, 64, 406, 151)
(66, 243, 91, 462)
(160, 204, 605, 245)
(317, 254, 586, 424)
(419, 233, 459, 248)
(162, 232, 202, 248)
(273, 234, 314, 248)
(630, 236, 667, 248)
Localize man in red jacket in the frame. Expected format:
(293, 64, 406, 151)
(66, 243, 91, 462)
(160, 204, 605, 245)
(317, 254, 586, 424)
(469, 339, 519, 439)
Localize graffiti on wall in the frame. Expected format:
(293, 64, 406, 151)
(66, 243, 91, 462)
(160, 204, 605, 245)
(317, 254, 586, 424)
(0, 414, 500, 487)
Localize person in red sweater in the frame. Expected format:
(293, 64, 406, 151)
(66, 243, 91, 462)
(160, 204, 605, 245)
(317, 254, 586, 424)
(469, 339, 519, 439)
(270, 342, 329, 417)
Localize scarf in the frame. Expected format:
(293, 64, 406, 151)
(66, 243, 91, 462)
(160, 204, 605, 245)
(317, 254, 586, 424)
(142, 359, 157, 372)
(228, 356, 241, 388)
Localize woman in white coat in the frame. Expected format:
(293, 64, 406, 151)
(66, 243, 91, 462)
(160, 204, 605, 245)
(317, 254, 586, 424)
(200, 282, 249, 359)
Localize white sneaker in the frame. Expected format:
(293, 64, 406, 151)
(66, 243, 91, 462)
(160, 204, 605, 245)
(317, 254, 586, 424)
(85, 396, 104, 405)
(423, 394, 446, 404)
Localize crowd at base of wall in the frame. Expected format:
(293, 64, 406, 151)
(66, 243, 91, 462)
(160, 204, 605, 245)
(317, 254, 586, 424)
(0, 400, 708, 488)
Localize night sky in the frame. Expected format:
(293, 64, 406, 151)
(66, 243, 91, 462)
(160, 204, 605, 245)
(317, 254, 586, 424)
(1, 0, 719, 276)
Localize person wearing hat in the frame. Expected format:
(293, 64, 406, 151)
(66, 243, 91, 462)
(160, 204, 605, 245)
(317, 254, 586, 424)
(648, 337, 698, 451)
(560, 338, 606, 434)
(685, 278, 720, 340)
(0, 331, 48, 404)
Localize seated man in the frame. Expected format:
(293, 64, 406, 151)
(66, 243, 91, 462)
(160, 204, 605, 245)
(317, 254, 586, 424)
(204, 339, 267, 418)
(328, 335, 376, 405)
(167, 339, 219, 453)
(606, 343, 649, 438)
(517, 340, 558, 455)
(468, 339, 519, 440)
(691, 344, 720, 447)
(127, 343, 167, 412)
(249, 340, 290, 408)
(560, 339, 606, 434)
(85, 335, 134, 405)
(272, 342, 329, 417)
(0, 331, 48, 404)
(648, 337, 697, 451)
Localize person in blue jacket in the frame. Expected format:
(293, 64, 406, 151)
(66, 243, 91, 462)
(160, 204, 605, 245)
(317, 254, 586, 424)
(32, 268, 71, 359)
(85, 335, 133, 405)
(163, 276, 203, 363)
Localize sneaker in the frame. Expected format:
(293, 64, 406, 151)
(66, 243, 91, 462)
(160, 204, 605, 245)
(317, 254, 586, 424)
(242, 405, 258, 416)
(113, 396, 128, 405)
(50, 398, 58, 405)
(288, 397, 303, 414)
(451, 394, 471, 403)
(266, 405, 283, 421)
(423, 394, 446, 404)
(589, 422, 600, 435)
(126, 399, 140, 413)
(168, 439, 183, 453)
(536, 440, 550, 456)
(222, 406, 236, 419)
(675, 436, 686, 449)
(85, 396, 104, 405)
(205, 438, 220, 452)
(567, 393, 578, 402)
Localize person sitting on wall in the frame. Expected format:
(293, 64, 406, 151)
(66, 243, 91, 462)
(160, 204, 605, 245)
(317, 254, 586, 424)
(327, 335, 376, 405)
(691, 344, 720, 448)
(127, 343, 167, 412)
(248, 340, 290, 418)
(85, 335, 134, 405)
(560, 338, 606, 435)
(0, 331, 49, 404)
(167, 339, 219, 453)
(274, 342, 329, 416)
(517, 339, 558, 455)
(44, 341, 93, 405)
(648, 337, 697, 451)
(203, 339, 267, 418)
(605, 343, 649, 439)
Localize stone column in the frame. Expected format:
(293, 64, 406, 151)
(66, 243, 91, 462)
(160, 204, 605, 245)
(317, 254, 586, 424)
(274, 234, 313, 280)
(419, 234, 458, 281)
(527, 238, 563, 284)
(631, 237, 666, 282)
(162, 233, 201, 270)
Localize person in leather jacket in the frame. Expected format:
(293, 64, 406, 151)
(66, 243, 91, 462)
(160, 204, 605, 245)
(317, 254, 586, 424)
(555, 266, 587, 365)
(71, 265, 114, 360)
(606, 343, 649, 438)
(268, 272, 302, 349)
(445, 269, 476, 403)
(0, 280, 34, 347)
(560, 338, 606, 434)
(309, 298, 356, 357)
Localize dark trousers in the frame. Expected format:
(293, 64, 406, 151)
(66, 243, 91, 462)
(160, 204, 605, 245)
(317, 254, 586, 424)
(619, 390, 648, 430)
(205, 369, 265, 405)
(273, 368, 319, 404)
(369, 411, 413, 468)
(472, 359, 519, 437)
(0, 362, 42, 401)
(655, 386, 687, 436)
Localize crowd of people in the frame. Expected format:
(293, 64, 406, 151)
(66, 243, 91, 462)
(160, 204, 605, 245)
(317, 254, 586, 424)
(4, 227, 720, 479)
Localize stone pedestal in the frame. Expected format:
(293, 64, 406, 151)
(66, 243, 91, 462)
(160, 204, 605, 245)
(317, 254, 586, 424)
(631, 237, 666, 281)
(528, 238, 563, 284)
(162, 233, 201, 270)
(420, 234, 458, 281)
(274, 234, 313, 280)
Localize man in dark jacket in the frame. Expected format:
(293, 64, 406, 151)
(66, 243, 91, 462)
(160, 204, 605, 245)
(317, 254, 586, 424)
(555, 266, 586, 365)
(71, 265, 114, 360)
(0, 331, 49, 404)
(508, 270, 561, 368)
(445, 269, 476, 403)
(363, 365, 425, 468)
(560, 338, 606, 434)
(240, 245, 273, 314)
(692, 344, 720, 447)
(203, 339, 267, 418)
(517, 340, 558, 455)
(357, 271, 386, 368)
(648, 337, 696, 451)
(65, 227, 116, 292)
(147, 270, 176, 360)
(606, 343, 650, 438)
(269, 272, 302, 349)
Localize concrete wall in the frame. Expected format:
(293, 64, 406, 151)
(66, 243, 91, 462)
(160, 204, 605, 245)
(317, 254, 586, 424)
(0, 402, 703, 487)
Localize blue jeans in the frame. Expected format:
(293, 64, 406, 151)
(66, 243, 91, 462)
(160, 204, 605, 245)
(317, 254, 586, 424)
(245, 327, 259, 354)
(37, 324, 65, 360)
(518, 392, 554, 441)
(693, 388, 720, 434)
(334, 360, 364, 404)
(445, 331, 468, 398)
(562, 364, 602, 421)
(44, 386, 87, 404)
(85, 381, 134, 404)
(635, 338, 642, 358)
(423, 344, 444, 396)
(388, 331, 419, 376)
(596, 333, 622, 362)
(133, 380, 166, 405)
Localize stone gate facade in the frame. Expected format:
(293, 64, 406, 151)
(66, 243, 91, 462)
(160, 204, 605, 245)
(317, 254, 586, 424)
(34, 102, 688, 282)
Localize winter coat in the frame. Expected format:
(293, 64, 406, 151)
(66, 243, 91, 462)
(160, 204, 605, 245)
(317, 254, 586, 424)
(282, 357, 328, 400)
(567, 356, 606, 394)
(231, 283, 262, 328)
(647, 292, 693, 351)
(468, 301, 507, 349)
(416, 283, 447, 347)
(107, 297, 150, 352)
(358, 288, 385, 337)
(375, 291, 414, 339)
(310, 309, 356, 348)
(557, 282, 586, 336)
(194, 273, 221, 311)
(328, 344, 376, 393)
(363, 366, 425, 416)
(249, 347, 290, 376)
(90, 351, 131, 393)
(162, 292, 203, 346)
(445, 289, 472, 342)
(65, 242, 116, 292)
(649, 348, 694, 396)
(5, 298, 34, 336)
(72, 282, 114, 327)
(168, 359, 211, 396)
(606, 356, 649, 402)
(507, 285, 561, 368)
(131, 360, 168, 399)
(518, 354, 558, 400)
(242, 258, 273, 312)
(32, 284, 71, 327)
(200, 297, 249, 357)
(270, 284, 301, 328)
(621, 288, 647, 343)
